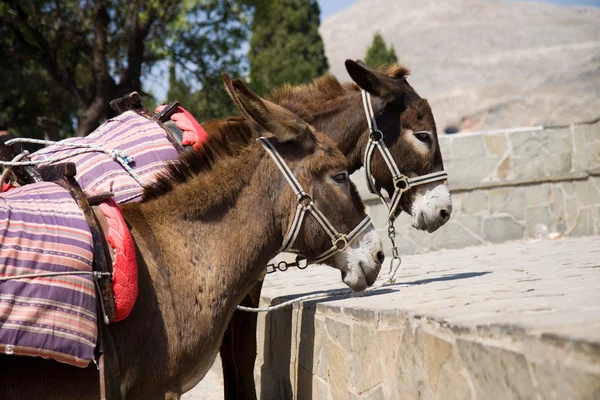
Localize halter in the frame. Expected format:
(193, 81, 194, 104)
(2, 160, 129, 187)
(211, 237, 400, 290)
(361, 90, 448, 222)
(361, 89, 448, 280)
(257, 137, 373, 265)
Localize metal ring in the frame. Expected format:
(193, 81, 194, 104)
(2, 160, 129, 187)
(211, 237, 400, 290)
(332, 235, 349, 251)
(298, 194, 313, 208)
(369, 130, 383, 142)
(394, 176, 409, 191)
(277, 261, 288, 272)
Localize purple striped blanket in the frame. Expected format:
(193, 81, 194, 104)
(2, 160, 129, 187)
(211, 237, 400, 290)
(0, 182, 96, 367)
(30, 111, 179, 203)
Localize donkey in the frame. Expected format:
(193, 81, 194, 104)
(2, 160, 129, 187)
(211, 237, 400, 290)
(220, 60, 453, 399)
(0, 77, 383, 399)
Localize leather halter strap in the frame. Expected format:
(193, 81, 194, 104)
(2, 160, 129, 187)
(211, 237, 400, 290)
(257, 137, 373, 264)
(361, 90, 448, 222)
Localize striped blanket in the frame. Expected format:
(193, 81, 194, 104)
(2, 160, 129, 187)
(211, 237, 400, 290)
(30, 111, 179, 204)
(0, 182, 97, 367)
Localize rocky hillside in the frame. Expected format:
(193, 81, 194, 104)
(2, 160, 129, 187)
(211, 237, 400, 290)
(320, 0, 600, 132)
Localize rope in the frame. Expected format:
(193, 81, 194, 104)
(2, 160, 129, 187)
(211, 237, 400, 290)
(236, 264, 401, 313)
(0, 150, 30, 189)
(0, 271, 112, 281)
(1, 138, 145, 187)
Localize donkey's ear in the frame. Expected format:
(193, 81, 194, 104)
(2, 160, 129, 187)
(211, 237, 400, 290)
(345, 59, 393, 101)
(227, 77, 314, 145)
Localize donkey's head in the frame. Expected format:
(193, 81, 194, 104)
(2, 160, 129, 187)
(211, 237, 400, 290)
(223, 74, 383, 291)
(345, 60, 452, 233)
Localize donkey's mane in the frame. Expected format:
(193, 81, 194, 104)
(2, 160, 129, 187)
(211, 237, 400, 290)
(270, 63, 411, 106)
(142, 116, 252, 201)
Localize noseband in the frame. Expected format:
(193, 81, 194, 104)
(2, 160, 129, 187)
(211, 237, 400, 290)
(257, 137, 373, 264)
(361, 90, 448, 222)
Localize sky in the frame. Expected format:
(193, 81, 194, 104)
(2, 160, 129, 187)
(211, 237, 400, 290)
(317, 0, 600, 20)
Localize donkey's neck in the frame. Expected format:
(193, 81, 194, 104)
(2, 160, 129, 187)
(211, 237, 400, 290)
(118, 151, 282, 391)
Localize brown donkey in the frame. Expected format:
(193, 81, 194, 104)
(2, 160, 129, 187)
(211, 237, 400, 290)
(0, 78, 383, 399)
(221, 60, 453, 399)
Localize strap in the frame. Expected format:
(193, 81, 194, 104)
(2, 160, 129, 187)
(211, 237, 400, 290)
(360, 90, 448, 222)
(257, 137, 375, 264)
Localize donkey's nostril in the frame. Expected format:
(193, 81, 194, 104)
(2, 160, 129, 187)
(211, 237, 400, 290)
(440, 208, 450, 222)
(376, 251, 385, 265)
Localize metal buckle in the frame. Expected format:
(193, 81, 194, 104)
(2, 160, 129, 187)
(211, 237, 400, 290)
(393, 175, 410, 192)
(332, 234, 349, 251)
(369, 129, 383, 142)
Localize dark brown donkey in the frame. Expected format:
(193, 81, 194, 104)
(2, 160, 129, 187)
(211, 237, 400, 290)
(220, 60, 452, 399)
(0, 78, 383, 399)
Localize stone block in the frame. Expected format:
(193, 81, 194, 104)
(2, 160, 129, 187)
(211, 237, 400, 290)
(325, 318, 351, 350)
(530, 360, 600, 400)
(435, 352, 474, 400)
(537, 128, 572, 154)
(550, 186, 565, 219)
(489, 188, 511, 213)
(525, 184, 551, 207)
(496, 156, 511, 179)
(511, 156, 545, 182)
(327, 340, 349, 400)
(350, 324, 383, 394)
(461, 191, 488, 214)
(524, 206, 553, 238)
(424, 333, 453, 393)
(484, 134, 508, 157)
(483, 216, 525, 243)
(456, 215, 483, 236)
(456, 340, 537, 399)
(544, 152, 572, 176)
(395, 325, 434, 400)
(573, 123, 600, 171)
(570, 207, 599, 237)
(499, 188, 526, 221)
(509, 131, 544, 158)
(448, 134, 486, 160)
(445, 157, 500, 186)
(573, 179, 600, 206)
(429, 221, 483, 250)
(311, 378, 329, 400)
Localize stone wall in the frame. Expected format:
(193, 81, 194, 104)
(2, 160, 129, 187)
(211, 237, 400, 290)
(255, 236, 600, 400)
(354, 121, 600, 255)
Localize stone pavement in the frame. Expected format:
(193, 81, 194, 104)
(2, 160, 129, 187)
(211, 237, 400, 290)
(183, 235, 600, 399)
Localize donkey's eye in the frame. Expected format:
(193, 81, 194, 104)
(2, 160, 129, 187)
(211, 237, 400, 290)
(414, 132, 431, 144)
(333, 172, 348, 184)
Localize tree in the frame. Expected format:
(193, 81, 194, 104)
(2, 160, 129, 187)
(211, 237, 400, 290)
(1, 0, 251, 136)
(248, 0, 328, 95)
(364, 33, 398, 69)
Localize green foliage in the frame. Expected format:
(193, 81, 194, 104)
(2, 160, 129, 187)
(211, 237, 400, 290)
(0, 27, 76, 140)
(0, 0, 252, 136)
(364, 33, 398, 69)
(248, 0, 329, 95)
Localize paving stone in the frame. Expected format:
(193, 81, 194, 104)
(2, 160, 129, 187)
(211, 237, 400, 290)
(350, 324, 383, 394)
(489, 188, 511, 214)
(511, 156, 545, 181)
(525, 184, 551, 207)
(445, 157, 500, 185)
(544, 151, 572, 176)
(327, 340, 349, 400)
(326, 317, 351, 350)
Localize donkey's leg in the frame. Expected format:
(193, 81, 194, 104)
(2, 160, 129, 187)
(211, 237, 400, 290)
(220, 278, 264, 400)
